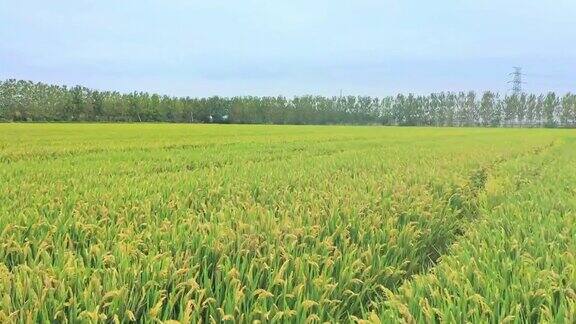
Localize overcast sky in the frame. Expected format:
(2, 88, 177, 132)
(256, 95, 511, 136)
(1, 1, 575, 97)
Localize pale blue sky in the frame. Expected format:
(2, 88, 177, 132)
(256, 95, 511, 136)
(1, 1, 574, 96)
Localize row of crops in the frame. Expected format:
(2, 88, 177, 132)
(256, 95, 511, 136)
(0, 124, 574, 322)
(378, 137, 576, 322)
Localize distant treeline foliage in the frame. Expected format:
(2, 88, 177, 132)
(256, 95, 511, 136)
(1, 79, 575, 127)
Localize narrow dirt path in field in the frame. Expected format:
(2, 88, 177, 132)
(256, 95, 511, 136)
(400, 139, 558, 283)
(374, 138, 576, 323)
(342, 140, 561, 323)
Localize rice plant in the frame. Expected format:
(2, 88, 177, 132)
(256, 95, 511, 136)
(0, 124, 574, 322)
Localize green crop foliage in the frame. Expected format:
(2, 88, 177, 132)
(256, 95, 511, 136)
(0, 124, 574, 323)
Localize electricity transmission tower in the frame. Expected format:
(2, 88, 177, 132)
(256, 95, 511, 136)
(508, 67, 524, 95)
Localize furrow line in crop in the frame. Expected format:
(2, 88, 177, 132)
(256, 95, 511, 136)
(400, 139, 558, 284)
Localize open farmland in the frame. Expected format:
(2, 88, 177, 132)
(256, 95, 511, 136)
(0, 124, 575, 323)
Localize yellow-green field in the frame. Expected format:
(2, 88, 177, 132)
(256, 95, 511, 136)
(1, 124, 575, 323)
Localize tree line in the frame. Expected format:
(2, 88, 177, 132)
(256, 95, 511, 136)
(1, 79, 575, 127)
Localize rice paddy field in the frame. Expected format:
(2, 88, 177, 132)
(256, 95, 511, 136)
(0, 124, 575, 323)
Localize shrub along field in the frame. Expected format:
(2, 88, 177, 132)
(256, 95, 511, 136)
(0, 124, 574, 323)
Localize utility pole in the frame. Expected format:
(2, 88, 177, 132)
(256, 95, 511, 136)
(508, 67, 524, 95)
